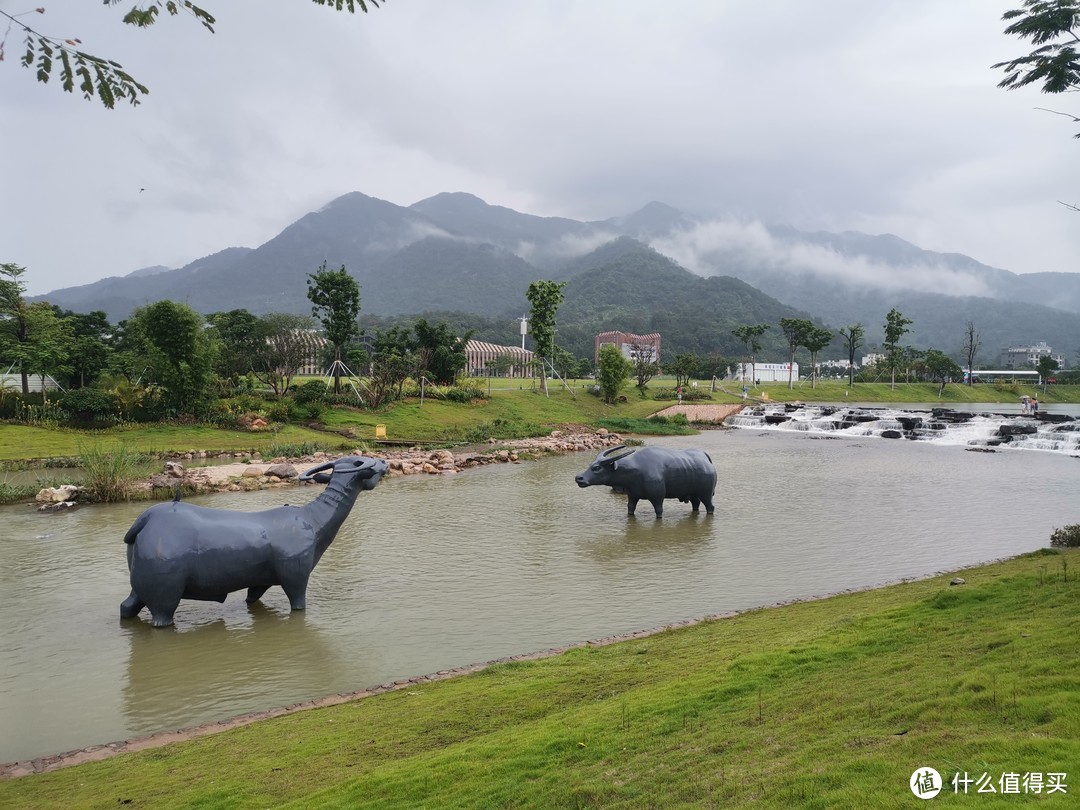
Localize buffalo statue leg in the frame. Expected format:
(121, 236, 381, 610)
(146, 598, 182, 628)
(119, 589, 145, 619)
(142, 585, 184, 628)
(246, 586, 270, 604)
(281, 575, 310, 611)
(702, 494, 715, 514)
(649, 498, 664, 517)
(627, 495, 639, 515)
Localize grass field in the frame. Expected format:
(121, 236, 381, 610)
(2, 549, 1076, 807)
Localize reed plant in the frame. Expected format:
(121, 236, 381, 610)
(76, 442, 154, 503)
(266, 439, 345, 459)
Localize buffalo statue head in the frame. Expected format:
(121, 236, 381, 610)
(299, 455, 388, 490)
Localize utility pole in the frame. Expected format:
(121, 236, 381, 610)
(519, 314, 528, 350)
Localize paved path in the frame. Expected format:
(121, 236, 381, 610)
(652, 403, 745, 422)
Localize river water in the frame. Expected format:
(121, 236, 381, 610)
(2, 426, 1079, 763)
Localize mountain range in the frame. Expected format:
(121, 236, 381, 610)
(34, 191, 1080, 366)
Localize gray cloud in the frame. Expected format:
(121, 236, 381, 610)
(650, 219, 995, 297)
(3, 0, 1079, 297)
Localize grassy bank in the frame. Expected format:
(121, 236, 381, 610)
(2, 549, 1077, 807)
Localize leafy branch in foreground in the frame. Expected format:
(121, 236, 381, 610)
(1, 0, 384, 109)
(993, 0, 1080, 136)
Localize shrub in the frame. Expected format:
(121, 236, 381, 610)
(444, 383, 488, 403)
(652, 387, 712, 402)
(595, 417, 696, 436)
(644, 413, 688, 426)
(401, 381, 487, 403)
(457, 419, 543, 443)
(293, 380, 328, 405)
(265, 398, 294, 423)
(59, 389, 118, 423)
(1049, 524, 1080, 548)
(200, 401, 239, 427)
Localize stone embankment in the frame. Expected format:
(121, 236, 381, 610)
(142, 428, 626, 496)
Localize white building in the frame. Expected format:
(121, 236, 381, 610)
(730, 361, 799, 383)
(999, 341, 1067, 369)
(1, 373, 62, 393)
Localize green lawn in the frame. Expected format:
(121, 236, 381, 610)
(318, 383, 674, 442)
(2, 549, 1076, 808)
(0, 423, 337, 463)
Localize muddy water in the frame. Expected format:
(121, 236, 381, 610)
(2, 429, 1078, 763)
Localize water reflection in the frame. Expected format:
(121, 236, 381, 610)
(582, 512, 714, 563)
(121, 605, 348, 734)
(2, 429, 1079, 763)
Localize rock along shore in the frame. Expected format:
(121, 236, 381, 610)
(141, 427, 627, 498)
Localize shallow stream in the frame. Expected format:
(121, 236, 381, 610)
(2, 427, 1078, 762)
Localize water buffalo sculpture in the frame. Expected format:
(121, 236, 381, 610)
(575, 445, 716, 517)
(119, 455, 388, 627)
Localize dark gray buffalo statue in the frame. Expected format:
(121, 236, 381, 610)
(120, 455, 388, 627)
(575, 445, 716, 517)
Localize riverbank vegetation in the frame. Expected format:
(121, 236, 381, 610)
(3, 379, 1076, 463)
(1, 379, 1077, 502)
(2, 549, 1076, 807)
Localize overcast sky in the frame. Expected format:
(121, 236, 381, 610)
(3, 0, 1079, 297)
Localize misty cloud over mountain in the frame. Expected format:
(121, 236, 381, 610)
(32, 191, 1080, 363)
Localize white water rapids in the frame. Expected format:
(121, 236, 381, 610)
(727, 403, 1080, 456)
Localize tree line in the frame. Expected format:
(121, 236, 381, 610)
(3, 258, 1070, 427)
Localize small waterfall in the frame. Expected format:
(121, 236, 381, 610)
(727, 404, 1080, 456)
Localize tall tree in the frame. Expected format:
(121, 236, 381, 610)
(962, 320, 982, 386)
(802, 326, 834, 390)
(779, 317, 813, 389)
(838, 323, 865, 388)
(207, 309, 263, 381)
(57, 309, 113, 389)
(307, 262, 361, 394)
(368, 326, 416, 406)
(128, 300, 217, 415)
(251, 313, 317, 397)
(19, 303, 74, 392)
(3, 1, 385, 109)
(664, 353, 699, 390)
(596, 343, 632, 405)
(628, 341, 660, 395)
(1036, 354, 1060, 390)
(525, 280, 566, 398)
(921, 349, 963, 397)
(0, 263, 31, 393)
(882, 308, 913, 390)
(413, 318, 471, 386)
(731, 324, 770, 388)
